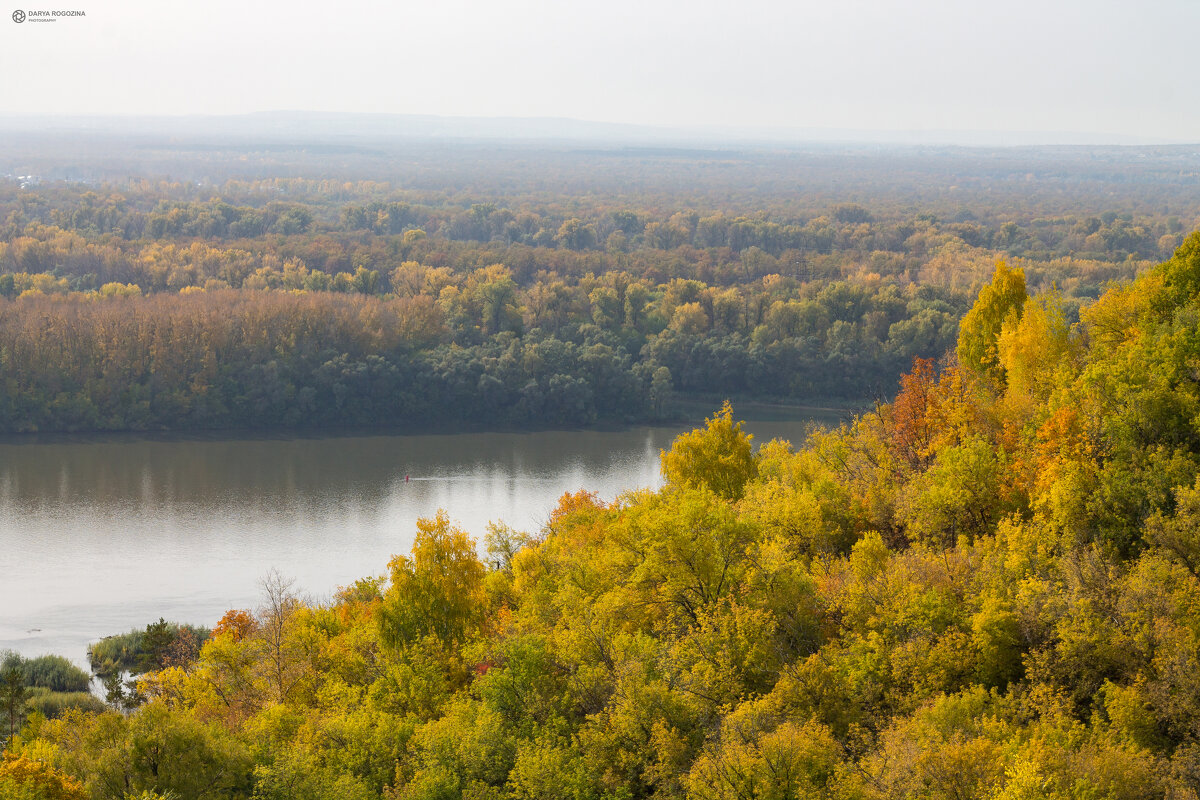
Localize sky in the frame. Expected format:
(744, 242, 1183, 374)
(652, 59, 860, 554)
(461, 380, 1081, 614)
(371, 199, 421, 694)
(0, 0, 1197, 143)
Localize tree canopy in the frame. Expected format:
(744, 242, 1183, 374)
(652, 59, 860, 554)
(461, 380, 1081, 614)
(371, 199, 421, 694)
(8, 233, 1200, 798)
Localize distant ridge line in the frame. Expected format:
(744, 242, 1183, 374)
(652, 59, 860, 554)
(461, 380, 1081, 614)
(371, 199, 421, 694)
(0, 111, 1186, 148)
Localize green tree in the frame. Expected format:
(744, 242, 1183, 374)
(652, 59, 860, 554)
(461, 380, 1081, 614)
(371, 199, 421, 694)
(139, 618, 173, 673)
(2, 667, 26, 748)
(45, 704, 252, 799)
(101, 667, 129, 710)
(896, 436, 1009, 547)
(555, 219, 596, 251)
(650, 366, 673, 419)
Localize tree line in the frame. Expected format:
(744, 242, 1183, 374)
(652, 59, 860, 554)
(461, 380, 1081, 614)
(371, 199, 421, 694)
(0, 261, 970, 432)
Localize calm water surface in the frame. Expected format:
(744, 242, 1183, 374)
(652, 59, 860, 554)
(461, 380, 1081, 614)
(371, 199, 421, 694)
(0, 418, 826, 666)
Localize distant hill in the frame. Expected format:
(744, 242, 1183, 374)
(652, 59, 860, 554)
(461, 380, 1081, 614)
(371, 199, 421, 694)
(0, 111, 1184, 148)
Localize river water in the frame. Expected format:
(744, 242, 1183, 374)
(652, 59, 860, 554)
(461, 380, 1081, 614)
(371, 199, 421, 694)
(0, 415, 832, 667)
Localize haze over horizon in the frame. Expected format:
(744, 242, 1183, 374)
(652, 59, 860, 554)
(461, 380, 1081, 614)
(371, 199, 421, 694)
(1, 0, 1197, 147)
(0, 109, 1189, 148)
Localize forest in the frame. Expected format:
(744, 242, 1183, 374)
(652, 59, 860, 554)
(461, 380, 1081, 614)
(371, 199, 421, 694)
(7, 231, 1200, 798)
(1, 137, 1198, 432)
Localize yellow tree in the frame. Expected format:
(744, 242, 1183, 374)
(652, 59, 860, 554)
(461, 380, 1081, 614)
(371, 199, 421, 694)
(379, 511, 488, 650)
(997, 290, 1073, 408)
(660, 401, 758, 501)
(0, 753, 87, 800)
(957, 261, 1027, 383)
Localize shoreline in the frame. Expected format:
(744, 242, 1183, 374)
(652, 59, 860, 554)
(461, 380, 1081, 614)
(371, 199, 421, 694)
(0, 395, 864, 446)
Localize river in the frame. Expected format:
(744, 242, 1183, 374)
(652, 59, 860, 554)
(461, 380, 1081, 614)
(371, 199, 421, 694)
(0, 413, 838, 667)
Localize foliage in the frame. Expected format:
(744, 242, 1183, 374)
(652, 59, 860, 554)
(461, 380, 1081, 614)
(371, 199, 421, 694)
(0, 654, 89, 695)
(10, 200, 1200, 796)
(87, 623, 211, 679)
(0, 752, 86, 800)
(22, 690, 106, 720)
(378, 511, 488, 651)
(4, 145, 1189, 434)
(2, 668, 26, 749)
(660, 400, 759, 500)
(956, 260, 1027, 381)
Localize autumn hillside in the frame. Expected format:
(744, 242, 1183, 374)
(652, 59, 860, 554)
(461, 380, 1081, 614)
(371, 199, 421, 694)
(7, 231, 1200, 798)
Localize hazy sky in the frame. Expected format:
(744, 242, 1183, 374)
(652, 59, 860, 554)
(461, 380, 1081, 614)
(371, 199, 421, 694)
(1, 0, 1197, 142)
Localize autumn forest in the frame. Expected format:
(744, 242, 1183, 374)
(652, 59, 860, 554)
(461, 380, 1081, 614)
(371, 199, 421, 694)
(4, 136, 1200, 798)
(0, 140, 1195, 432)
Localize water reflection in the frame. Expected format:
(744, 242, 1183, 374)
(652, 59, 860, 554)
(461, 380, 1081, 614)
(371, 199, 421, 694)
(0, 420, 818, 666)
